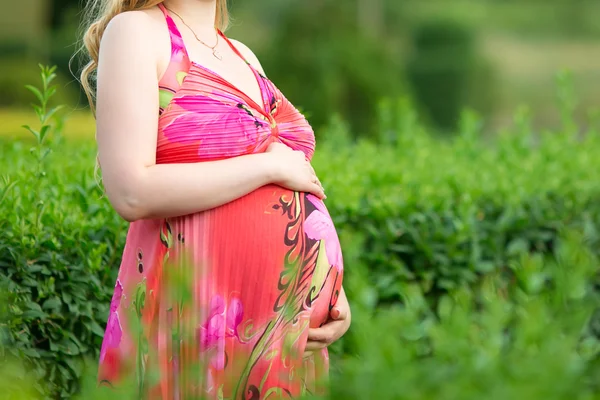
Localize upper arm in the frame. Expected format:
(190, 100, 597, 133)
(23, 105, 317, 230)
(95, 11, 162, 215)
(230, 39, 266, 76)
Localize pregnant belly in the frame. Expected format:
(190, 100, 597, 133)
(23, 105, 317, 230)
(167, 184, 344, 329)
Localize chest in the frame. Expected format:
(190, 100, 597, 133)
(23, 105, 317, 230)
(156, 65, 316, 164)
(177, 31, 263, 109)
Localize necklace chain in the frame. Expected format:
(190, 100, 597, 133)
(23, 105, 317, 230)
(164, 6, 223, 60)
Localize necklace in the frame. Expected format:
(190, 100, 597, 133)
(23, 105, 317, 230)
(164, 6, 223, 61)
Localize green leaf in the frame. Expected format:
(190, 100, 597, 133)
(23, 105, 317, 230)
(46, 67, 57, 81)
(21, 124, 40, 141)
(41, 148, 52, 160)
(0, 179, 18, 207)
(88, 320, 105, 337)
(21, 348, 41, 358)
(39, 125, 51, 143)
(59, 339, 80, 355)
(62, 292, 72, 304)
(27, 264, 44, 272)
(507, 238, 530, 257)
(42, 297, 61, 310)
(64, 357, 83, 378)
(32, 104, 43, 121)
(25, 84, 44, 104)
(47, 86, 57, 100)
(45, 105, 65, 122)
(25, 302, 42, 312)
(22, 310, 47, 319)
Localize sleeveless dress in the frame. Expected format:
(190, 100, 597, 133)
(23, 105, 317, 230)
(97, 5, 344, 400)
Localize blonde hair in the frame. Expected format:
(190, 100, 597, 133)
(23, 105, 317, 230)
(79, 0, 229, 113)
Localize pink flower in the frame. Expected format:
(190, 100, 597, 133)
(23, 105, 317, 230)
(226, 298, 243, 340)
(197, 295, 244, 370)
(304, 195, 343, 271)
(199, 313, 224, 349)
(100, 280, 124, 363)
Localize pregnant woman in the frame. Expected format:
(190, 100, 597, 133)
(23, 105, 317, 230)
(80, 0, 349, 398)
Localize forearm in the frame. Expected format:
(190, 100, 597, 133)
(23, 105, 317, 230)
(113, 152, 275, 221)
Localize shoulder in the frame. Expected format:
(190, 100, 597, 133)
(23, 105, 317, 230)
(229, 38, 266, 76)
(100, 9, 167, 61)
(103, 10, 156, 40)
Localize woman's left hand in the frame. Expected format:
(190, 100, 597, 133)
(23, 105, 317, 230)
(304, 287, 351, 357)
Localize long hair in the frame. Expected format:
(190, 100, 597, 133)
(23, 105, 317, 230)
(79, 0, 229, 113)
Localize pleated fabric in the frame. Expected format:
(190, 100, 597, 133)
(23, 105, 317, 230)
(97, 4, 343, 399)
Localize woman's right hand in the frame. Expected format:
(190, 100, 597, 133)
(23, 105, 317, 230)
(265, 142, 326, 199)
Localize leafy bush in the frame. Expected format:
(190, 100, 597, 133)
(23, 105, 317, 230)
(311, 84, 600, 307)
(329, 231, 600, 399)
(5, 232, 600, 399)
(2, 68, 600, 398)
(406, 18, 496, 131)
(0, 67, 125, 398)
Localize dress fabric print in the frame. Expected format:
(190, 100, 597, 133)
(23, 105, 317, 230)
(97, 4, 344, 400)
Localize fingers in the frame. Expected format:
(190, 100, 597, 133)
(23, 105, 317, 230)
(305, 319, 350, 358)
(309, 166, 319, 185)
(307, 164, 326, 198)
(316, 178, 325, 194)
(308, 316, 350, 343)
(311, 183, 326, 199)
(330, 307, 343, 320)
(294, 155, 325, 198)
(308, 326, 336, 344)
(331, 307, 340, 319)
(305, 340, 328, 352)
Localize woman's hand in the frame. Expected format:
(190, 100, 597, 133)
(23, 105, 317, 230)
(265, 142, 326, 199)
(304, 287, 351, 357)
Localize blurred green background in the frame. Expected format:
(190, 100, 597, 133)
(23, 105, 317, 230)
(2, 0, 600, 138)
(3, 1, 600, 399)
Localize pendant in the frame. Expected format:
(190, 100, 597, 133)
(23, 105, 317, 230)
(213, 49, 223, 61)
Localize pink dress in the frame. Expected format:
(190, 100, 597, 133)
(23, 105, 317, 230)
(97, 4, 344, 399)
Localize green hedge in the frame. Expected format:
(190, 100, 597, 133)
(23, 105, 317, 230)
(0, 137, 124, 397)
(0, 67, 125, 397)
(2, 71, 600, 398)
(329, 231, 600, 400)
(317, 98, 600, 307)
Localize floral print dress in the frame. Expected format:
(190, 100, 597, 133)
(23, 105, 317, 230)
(97, 4, 344, 399)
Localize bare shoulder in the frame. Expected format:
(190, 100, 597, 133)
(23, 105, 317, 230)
(229, 38, 266, 76)
(100, 9, 167, 62)
(103, 10, 154, 42)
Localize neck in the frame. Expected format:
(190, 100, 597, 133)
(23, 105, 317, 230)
(162, 0, 217, 29)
